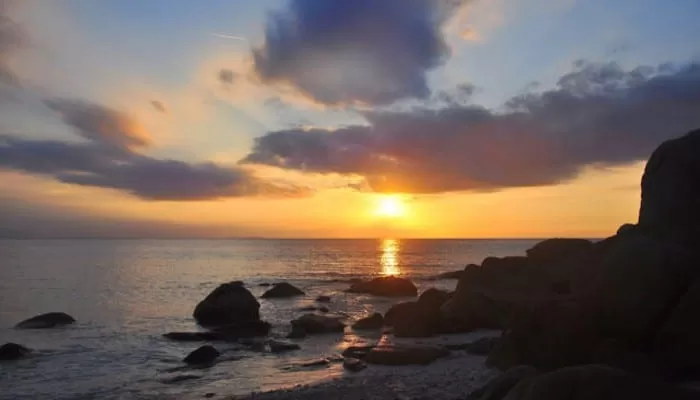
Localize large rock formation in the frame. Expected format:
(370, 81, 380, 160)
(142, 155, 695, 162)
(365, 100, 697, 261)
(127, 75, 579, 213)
(15, 312, 76, 329)
(193, 281, 262, 327)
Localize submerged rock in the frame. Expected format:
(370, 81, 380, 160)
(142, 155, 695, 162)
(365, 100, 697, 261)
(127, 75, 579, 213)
(352, 313, 384, 330)
(164, 332, 219, 342)
(315, 295, 331, 303)
(343, 357, 367, 372)
(193, 281, 262, 327)
(364, 345, 449, 366)
(15, 312, 76, 329)
(183, 345, 220, 365)
(261, 282, 305, 299)
(347, 276, 417, 297)
(0, 343, 31, 360)
(268, 340, 300, 353)
(291, 314, 345, 334)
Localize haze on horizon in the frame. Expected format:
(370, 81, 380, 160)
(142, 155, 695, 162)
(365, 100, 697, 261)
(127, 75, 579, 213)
(0, 0, 699, 239)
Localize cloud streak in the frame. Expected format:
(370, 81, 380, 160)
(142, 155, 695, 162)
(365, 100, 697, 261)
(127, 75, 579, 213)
(242, 61, 700, 193)
(253, 0, 469, 106)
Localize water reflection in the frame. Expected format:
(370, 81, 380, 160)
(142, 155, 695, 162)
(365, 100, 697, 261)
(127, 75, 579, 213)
(380, 239, 401, 276)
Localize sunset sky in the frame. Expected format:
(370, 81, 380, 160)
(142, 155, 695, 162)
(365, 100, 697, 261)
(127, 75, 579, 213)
(0, 0, 699, 238)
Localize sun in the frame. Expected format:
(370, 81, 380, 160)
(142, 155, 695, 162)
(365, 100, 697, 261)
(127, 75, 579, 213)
(375, 195, 406, 218)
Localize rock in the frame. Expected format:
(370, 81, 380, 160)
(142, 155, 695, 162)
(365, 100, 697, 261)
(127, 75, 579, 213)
(300, 358, 330, 368)
(204, 393, 216, 398)
(258, 283, 272, 287)
(286, 325, 307, 339)
(385, 289, 466, 337)
(418, 288, 451, 310)
(638, 129, 700, 246)
(342, 345, 375, 359)
(164, 320, 271, 342)
(364, 345, 449, 366)
(0, 343, 31, 360)
(183, 345, 220, 365)
(465, 337, 499, 356)
(318, 306, 329, 313)
(164, 332, 219, 342)
(15, 312, 76, 329)
(352, 313, 384, 330)
(503, 364, 694, 400)
(347, 276, 418, 297)
(434, 269, 467, 280)
(316, 296, 331, 303)
(291, 314, 345, 334)
(592, 339, 659, 377)
(466, 365, 538, 400)
(298, 306, 317, 312)
(261, 282, 305, 299)
(525, 238, 594, 264)
(268, 340, 300, 353)
(193, 281, 261, 327)
(384, 301, 417, 326)
(655, 277, 700, 375)
(343, 358, 367, 372)
(617, 223, 637, 235)
(161, 374, 202, 384)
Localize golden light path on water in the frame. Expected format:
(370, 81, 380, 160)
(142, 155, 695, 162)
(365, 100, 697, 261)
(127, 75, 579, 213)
(380, 238, 400, 276)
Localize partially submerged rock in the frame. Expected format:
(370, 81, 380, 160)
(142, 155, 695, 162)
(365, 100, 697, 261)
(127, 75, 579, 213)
(0, 343, 31, 361)
(364, 345, 449, 366)
(341, 345, 375, 359)
(352, 313, 384, 330)
(268, 340, 300, 353)
(261, 282, 305, 299)
(343, 357, 367, 372)
(15, 312, 76, 329)
(193, 281, 262, 327)
(164, 321, 271, 342)
(183, 345, 220, 365)
(315, 295, 331, 303)
(347, 276, 417, 297)
(291, 314, 345, 334)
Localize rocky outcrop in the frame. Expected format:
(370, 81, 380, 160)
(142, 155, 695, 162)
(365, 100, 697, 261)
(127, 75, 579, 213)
(347, 276, 417, 297)
(15, 312, 76, 329)
(364, 345, 449, 366)
(352, 313, 384, 330)
(0, 343, 31, 360)
(525, 238, 594, 263)
(290, 314, 345, 334)
(183, 345, 220, 365)
(385, 288, 467, 337)
(261, 282, 305, 299)
(193, 281, 262, 327)
(654, 278, 700, 376)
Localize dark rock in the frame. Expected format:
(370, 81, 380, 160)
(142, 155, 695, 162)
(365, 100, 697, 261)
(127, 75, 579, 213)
(258, 283, 272, 287)
(291, 314, 345, 334)
(418, 288, 451, 310)
(655, 277, 700, 376)
(386, 301, 435, 337)
(592, 339, 660, 377)
(193, 281, 261, 327)
(384, 301, 417, 326)
(525, 238, 594, 264)
(638, 129, 700, 246)
(161, 374, 201, 384)
(347, 276, 417, 297)
(183, 345, 220, 365)
(342, 345, 375, 359)
(286, 325, 307, 339)
(318, 306, 329, 313)
(261, 282, 305, 299)
(465, 337, 499, 356)
(164, 332, 219, 342)
(268, 340, 300, 353)
(549, 280, 571, 295)
(352, 313, 384, 330)
(504, 364, 694, 400)
(343, 357, 367, 372)
(15, 312, 76, 329)
(316, 296, 331, 303)
(0, 343, 31, 360)
(617, 223, 637, 235)
(365, 345, 449, 366)
(434, 269, 468, 280)
(466, 365, 538, 400)
(300, 358, 330, 368)
(298, 306, 317, 312)
(204, 393, 216, 398)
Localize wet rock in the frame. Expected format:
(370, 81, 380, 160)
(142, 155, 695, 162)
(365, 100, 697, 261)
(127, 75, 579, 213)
(291, 314, 345, 335)
(0, 343, 31, 360)
(298, 306, 317, 312)
(364, 345, 449, 366)
(163, 332, 219, 342)
(167, 321, 271, 341)
(318, 306, 329, 313)
(316, 295, 331, 303)
(347, 276, 418, 297)
(268, 340, 300, 353)
(434, 269, 469, 280)
(465, 337, 499, 356)
(15, 312, 76, 329)
(419, 288, 451, 310)
(300, 358, 330, 368)
(286, 325, 307, 339)
(342, 345, 375, 359)
(204, 393, 216, 398)
(183, 345, 220, 365)
(261, 282, 305, 299)
(161, 374, 201, 384)
(193, 281, 262, 327)
(343, 357, 367, 372)
(525, 238, 594, 264)
(466, 365, 538, 400)
(352, 313, 384, 330)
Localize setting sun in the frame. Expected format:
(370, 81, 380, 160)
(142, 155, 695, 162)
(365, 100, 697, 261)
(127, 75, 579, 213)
(375, 195, 407, 218)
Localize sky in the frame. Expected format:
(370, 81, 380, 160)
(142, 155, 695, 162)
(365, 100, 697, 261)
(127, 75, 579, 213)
(0, 0, 698, 238)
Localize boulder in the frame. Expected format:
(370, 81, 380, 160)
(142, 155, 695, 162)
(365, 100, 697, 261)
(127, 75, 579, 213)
(655, 277, 700, 375)
(164, 332, 220, 342)
(465, 337, 500, 356)
(318, 306, 329, 313)
(183, 345, 220, 365)
(15, 312, 76, 329)
(502, 365, 694, 400)
(418, 288, 451, 310)
(347, 276, 417, 297)
(286, 325, 307, 339)
(291, 314, 345, 335)
(591, 339, 660, 378)
(268, 340, 300, 353)
(315, 296, 331, 303)
(343, 357, 367, 372)
(193, 281, 261, 327)
(0, 343, 31, 360)
(525, 238, 594, 264)
(364, 345, 449, 366)
(261, 282, 305, 299)
(342, 345, 375, 359)
(434, 269, 468, 280)
(385, 289, 467, 337)
(638, 129, 700, 246)
(466, 365, 538, 400)
(352, 313, 384, 330)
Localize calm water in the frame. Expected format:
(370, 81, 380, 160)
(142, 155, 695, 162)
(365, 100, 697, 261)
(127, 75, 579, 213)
(0, 239, 537, 399)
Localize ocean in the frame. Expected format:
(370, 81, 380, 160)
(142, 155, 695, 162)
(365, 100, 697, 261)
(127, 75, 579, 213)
(0, 239, 538, 399)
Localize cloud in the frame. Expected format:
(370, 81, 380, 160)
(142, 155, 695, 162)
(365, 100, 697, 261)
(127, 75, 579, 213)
(242, 61, 700, 193)
(252, 0, 469, 106)
(150, 100, 167, 113)
(218, 68, 236, 85)
(0, 2, 26, 84)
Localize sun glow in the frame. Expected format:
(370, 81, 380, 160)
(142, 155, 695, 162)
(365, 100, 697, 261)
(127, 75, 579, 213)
(375, 195, 406, 218)
(380, 238, 400, 276)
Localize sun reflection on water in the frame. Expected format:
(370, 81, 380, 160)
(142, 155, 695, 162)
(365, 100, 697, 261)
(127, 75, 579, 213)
(380, 238, 400, 276)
